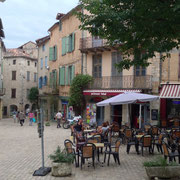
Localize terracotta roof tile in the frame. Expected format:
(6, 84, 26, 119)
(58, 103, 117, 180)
(5, 49, 32, 58)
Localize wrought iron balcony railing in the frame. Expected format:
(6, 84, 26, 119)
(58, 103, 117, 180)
(79, 37, 109, 51)
(89, 75, 152, 89)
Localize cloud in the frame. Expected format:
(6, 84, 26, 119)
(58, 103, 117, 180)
(0, 0, 79, 48)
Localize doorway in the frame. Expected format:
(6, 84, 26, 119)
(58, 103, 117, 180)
(96, 106, 104, 126)
(111, 105, 122, 128)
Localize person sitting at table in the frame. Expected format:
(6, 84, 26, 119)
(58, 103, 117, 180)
(73, 118, 84, 132)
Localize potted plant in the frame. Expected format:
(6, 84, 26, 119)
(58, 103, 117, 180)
(49, 146, 74, 177)
(143, 156, 180, 179)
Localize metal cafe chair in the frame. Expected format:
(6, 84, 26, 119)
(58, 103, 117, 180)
(79, 143, 96, 169)
(104, 139, 121, 166)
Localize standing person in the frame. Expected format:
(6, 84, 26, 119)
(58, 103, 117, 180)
(56, 110, 62, 128)
(16, 111, 20, 123)
(19, 111, 25, 126)
(12, 110, 17, 123)
(28, 111, 34, 126)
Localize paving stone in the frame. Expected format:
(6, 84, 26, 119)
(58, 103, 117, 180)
(0, 118, 160, 180)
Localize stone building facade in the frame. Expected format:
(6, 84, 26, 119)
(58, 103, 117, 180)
(3, 42, 38, 117)
(36, 35, 51, 121)
(0, 18, 6, 119)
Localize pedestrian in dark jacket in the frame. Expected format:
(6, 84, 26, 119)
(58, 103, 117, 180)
(19, 111, 25, 126)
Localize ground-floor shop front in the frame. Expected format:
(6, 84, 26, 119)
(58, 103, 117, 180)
(83, 89, 159, 128)
(160, 84, 180, 127)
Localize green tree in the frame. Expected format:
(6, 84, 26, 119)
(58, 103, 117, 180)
(77, 0, 180, 70)
(69, 74, 93, 116)
(28, 87, 39, 107)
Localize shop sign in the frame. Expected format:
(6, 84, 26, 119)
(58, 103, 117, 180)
(151, 109, 158, 120)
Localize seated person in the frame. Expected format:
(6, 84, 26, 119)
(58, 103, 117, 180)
(97, 122, 110, 135)
(73, 118, 84, 132)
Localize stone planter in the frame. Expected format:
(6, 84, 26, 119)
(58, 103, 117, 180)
(51, 162, 72, 177)
(145, 166, 180, 179)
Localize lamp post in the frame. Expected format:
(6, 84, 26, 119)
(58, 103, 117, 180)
(0, 0, 6, 2)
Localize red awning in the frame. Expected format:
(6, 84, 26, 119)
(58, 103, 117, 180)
(83, 89, 141, 96)
(160, 84, 180, 98)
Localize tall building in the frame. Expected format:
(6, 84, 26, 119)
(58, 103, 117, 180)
(36, 35, 51, 121)
(2, 42, 38, 117)
(0, 18, 6, 119)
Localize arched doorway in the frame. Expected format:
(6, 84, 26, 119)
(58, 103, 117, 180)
(32, 103, 37, 111)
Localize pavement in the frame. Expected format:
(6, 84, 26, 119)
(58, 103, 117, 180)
(0, 118, 159, 180)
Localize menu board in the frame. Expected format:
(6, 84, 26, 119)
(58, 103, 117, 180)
(151, 109, 158, 120)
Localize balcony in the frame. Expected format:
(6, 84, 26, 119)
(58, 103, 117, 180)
(0, 88, 5, 96)
(89, 75, 152, 89)
(80, 37, 114, 53)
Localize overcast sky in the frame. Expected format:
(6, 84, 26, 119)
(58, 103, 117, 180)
(0, 0, 79, 48)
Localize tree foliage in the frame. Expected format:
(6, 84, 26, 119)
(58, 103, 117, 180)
(77, 0, 180, 70)
(28, 87, 39, 104)
(69, 74, 93, 115)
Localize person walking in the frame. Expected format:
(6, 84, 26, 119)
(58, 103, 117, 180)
(56, 110, 62, 128)
(28, 111, 34, 126)
(19, 111, 25, 126)
(12, 110, 17, 123)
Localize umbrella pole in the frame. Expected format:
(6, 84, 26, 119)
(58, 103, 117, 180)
(139, 104, 142, 129)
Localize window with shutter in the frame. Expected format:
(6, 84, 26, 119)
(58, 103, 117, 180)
(65, 66, 69, 85)
(54, 45, 57, 60)
(71, 65, 75, 83)
(41, 58, 43, 69)
(111, 52, 122, 76)
(72, 32, 75, 51)
(60, 67, 65, 85)
(49, 47, 53, 61)
(62, 37, 66, 56)
(93, 54, 102, 78)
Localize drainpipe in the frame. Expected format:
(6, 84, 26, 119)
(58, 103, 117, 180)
(168, 56, 170, 83)
(81, 7, 84, 74)
(159, 53, 162, 85)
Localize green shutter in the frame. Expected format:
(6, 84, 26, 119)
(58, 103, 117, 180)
(60, 67, 65, 85)
(54, 45, 57, 60)
(54, 70, 57, 88)
(65, 36, 69, 54)
(72, 65, 75, 81)
(49, 72, 53, 88)
(62, 37, 66, 56)
(72, 32, 75, 51)
(59, 67, 61, 85)
(65, 66, 69, 85)
(49, 47, 53, 61)
(67, 35, 71, 53)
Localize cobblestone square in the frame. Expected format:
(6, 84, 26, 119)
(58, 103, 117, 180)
(0, 118, 157, 180)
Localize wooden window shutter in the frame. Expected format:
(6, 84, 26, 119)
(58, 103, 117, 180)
(54, 70, 57, 88)
(66, 36, 69, 54)
(65, 66, 69, 85)
(49, 47, 53, 61)
(49, 72, 53, 88)
(67, 35, 71, 53)
(60, 67, 65, 85)
(62, 37, 66, 56)
(54, 45, 57, 60)
(72, 32, 75, 51)
(71, 65, 75, 82)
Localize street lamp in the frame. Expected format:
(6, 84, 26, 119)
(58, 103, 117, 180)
(0, 0, 6, 2)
